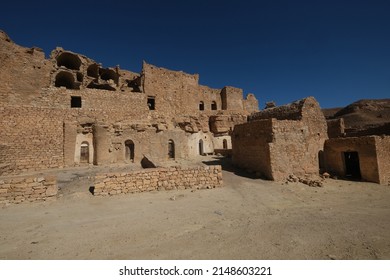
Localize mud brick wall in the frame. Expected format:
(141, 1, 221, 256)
(375, 136, 390, 185)
(94, 165, 223, 196)
(323, 136, 388, 184)
(232, 119, 274, 179)
(0, 107, 64, 175)
(0, 176, 57, 204)
(327, 118, 345, 138)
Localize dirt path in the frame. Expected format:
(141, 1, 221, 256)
(1, 158, 389, 259)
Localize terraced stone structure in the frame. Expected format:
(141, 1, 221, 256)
(0, 30, 258, 177)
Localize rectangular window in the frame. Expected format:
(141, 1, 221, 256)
(147, 96, 155, 110)
(71, 96, 82, 108)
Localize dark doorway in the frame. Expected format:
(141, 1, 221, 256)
(223, 139, 228, 149)
(125, 140, 135, 162)
(80, 142, 89, 163)
(211, 101, 217, 110)
(199, 101, 204, 111)
(199, 139, 204, 155)
(168, 139, 175, 159)
(147, 96, 155, 110)
(344, 151, 361, 179)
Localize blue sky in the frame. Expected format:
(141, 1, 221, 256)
(1, 0, 389, 108)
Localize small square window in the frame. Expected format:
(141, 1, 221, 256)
(71, 96, 82, 108)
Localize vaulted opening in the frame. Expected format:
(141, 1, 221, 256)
(99, 68, 119, 85)
(55, 71, 77, 89)
(223, 139, 228, 149)
(199, 101, 204, 111)
(87, 64, 99, 78)
(211, 101, 217, 110)
(80, 142, 89, 163)
(56, 52, 81, 70)
(125, 140, 135, 162)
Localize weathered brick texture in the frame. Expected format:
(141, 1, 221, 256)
(0, 176, 57, 204)
(94, 165, 223, 196)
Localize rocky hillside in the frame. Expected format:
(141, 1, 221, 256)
(323, 99, 390, 136)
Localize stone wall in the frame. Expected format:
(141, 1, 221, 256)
(93, 165, 223, 196)
(232, 119, 274, 179)
(233, 97, 328, 181)
(0, 175, 57, 204)
(327, 118, 345, 138)
(323, 136, 388, 184)
(376, 136, 390, 185)
(0, 107, 64, 175)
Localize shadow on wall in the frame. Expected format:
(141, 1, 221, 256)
(202, 156, 260, 180)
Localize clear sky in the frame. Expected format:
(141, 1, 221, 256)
(1, 0, 389, 108)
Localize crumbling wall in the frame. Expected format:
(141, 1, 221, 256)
(209, 114, 247, 136)
(327, 118, 345, 138)
(0, 175, 57, 204)
(323, 136, 381, 184)
(232, 119, 274, 178)
(93, 165, 223, 196)
(0, 30, 51, 105)
(233, 97, 327, 181)
(220, 86, 244, 111)
(248, 96, 319, 121)
(141, 62, 200, 116)
(243, 93, 259, 113)
(0, 107, 64, 175)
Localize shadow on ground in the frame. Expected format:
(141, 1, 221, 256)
(202, 156, 262, 180)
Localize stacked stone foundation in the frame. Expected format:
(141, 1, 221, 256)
(0, 176, 58, 204)
(94, 165, 223, 196)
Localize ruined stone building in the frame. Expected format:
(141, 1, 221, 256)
(324, 136, 390, 185)
(232, 96, 389, 185)
(1, 29, 389, 194)
(0, 30, 258, 176)
(232, 97, 328, 181)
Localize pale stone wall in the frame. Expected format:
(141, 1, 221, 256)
(93, 165, 223, 196)
(0, 175, 57, 204)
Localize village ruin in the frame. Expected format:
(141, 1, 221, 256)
(0, 30, 389, 204)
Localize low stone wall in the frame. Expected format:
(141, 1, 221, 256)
(94, 165, 223, 196)
(0, 176, 57, 204)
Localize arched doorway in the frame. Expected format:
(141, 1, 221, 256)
(80, 142, 89, 163)
(168, 139, 175, 159)
(199, 139, 204, 156)
(199, 101, 204, 111)
(223, 139, 228, 149)
(125, 140, 135, 162)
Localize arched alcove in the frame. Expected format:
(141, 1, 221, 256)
(55, 71, 76, 89)
(56, 52, 81, 70)
(125, 140, 135, 162)
(168, 139, 175, 159)
(80, 142, 89, 163)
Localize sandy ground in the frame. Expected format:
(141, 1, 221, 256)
(0, 156, 389, 260)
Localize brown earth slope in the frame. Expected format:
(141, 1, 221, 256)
(323, 99, 390, 136)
